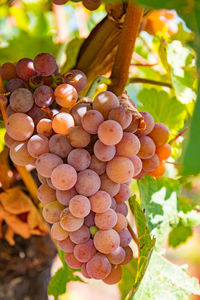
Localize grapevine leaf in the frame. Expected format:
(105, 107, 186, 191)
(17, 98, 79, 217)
(138, 176, 179, 245)
(132, 251, 200, 300)
(169, 224, 193, 248)
(137, 89, 186, 133)
(119, 258, 138, 300)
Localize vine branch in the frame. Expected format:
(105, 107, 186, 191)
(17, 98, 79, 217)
(129, 77, 172, 88)
(109, 2, 144, 95)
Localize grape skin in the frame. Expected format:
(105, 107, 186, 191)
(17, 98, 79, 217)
(36, 153, 63, 178)
(81, 110, 104, 134)
(115, 184, 130, 204)
(89, 190, 111, 213)
(116, 203, 128, 217)
(52, 112, 75, 135)
(27, 134, 49, 158)
(69, 225, 90, 244)
(106, 156, 134, 184)
(98, 120, 123, 146)
(4, 133, 17, 148)
(58, 236, 75, 253)
(156, 143, 171, 160)
(51, 222, 68, 241)
(94, 229, 120, 254)
(67, 149, 91, 171)
(95, 209, 117, 230)
(51, 164, 77, 191)
(37, 184, 56, 203)
(116, 132, 140, 157)
(10, 88, 34, 113)
(37, 118, 53, 137)
(42, 201, 64, 224)
(33, 53, 57, 76)
(129, 156, 142, 177)
(86, 253, 111, 280)
(136, 111, 154, 136)
(148, 122, 170, 146)
(1, 62, 17, 80)
(94, 140, 116, 162)
(113, 213, 127, 232)
(6, 78, 26, 93)
(108, 106, 132, 129)
(100, 173, 120, 197)
(49, 134, 73, 158)
(10, 141, 36, 166)
(56, 188, 77, 206)
(142, 153, 159, 172)
(137, 136, 156, 159)
(74, 239, 96, 263)
(54, 83, 78, 108)
(68, 126, 91, 148)
(6, 113, 34, 141)
(65, 253, 82, 269)
(16, 58, 36, 81)
(121, 246, 133, 265)
(71, 103, 91, 126)
(103, 265, 122, 285)
(84, 211, 95, 227)
(60, 207, 84, 232)
(119, 229, 132, 247)
(75, 169, 101, 197)
(33, 85, 54, 108)
(63, 69, 87, 93)
(106, 247, 125, 265)
(93, 91, 119, 119)
(89, 155, 106, 175)
(69, 195, 91, 218)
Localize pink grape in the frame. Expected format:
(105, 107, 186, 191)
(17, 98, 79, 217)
(74, 239, 96, 263)
(38, 173, 47, 184)
(94, 229, 120, 254)
(28, 105, 49, 125)
(68, 126, 91, 148)
(6, 78, 26, 93)
(60, 207, 84, 232)
(119, 229, 132, 247)
(54, 83, 78, 108)
(33, 53, 57, 76)
(33, 85, 54, 107)
(6, 105, 15, 118)
(111, 197, 117, 210)
(133, 169, 147, 180)
(148, 122, 170, 146)
(121, 246, 133, 265)
(106, 157, 134, 184)
(142, 153, 159, 172)
(63, 69, 87, 93)
(116, 203, 128, 216)
(113, 213, 127, 232)
(10, 88, 34, 112)
(81, 110, 104, 134)
(16, 58, 36, 81)
(93, 91, 119, 119)
(86, 253, 111, 279)
(71, 103, 91, 125)
(36, 153, 63, 177)
(125, 119, 140, 133)
(98, 120, 123, 146)
(75, 169, 100, 197)
(42, 201, 64, 224)
(51, 222, 68, 241)
(56, 188, 77, 206)
(37, 184, 56, 203)
(51, 164, 77, 190)
(84, 211, 95, 227)
(65, 253, 82, 269)
(27, 134, 49, 158)
(129, 156, 142, 177)
(69, 225, 90, 244)
(6, 113, 34, 141)
(115, 184, 130, 204)
(67, 149, 91, 171)
(69, 195, 90, 218)
(103, 265, 122, 285)
(58, 236, 75, 253)
(81, 263, 91, 278)
(136, 111, 154, 136)
(100, 173, 120, 197)
(89, 155, 106, 175)
(95, 209, 117, 230)
(10, 141, 35, 166)
(94, 140, 115, 162)
(4, 133, 16, 148)
(106, 247, 125, 264)
(46, 177, 56, 190)
(49, 134, 73, 158)
(52, 112, 74, 135)
(108, 106, 132, 129)
(137, 136, 156, 159)
(116, 132, 140, 157)
(89, 190, 111, 213)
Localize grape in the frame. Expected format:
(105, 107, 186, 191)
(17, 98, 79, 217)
(81, 263, 91, 278)
(74, 239, 96, 263)
(106, 247, 125, 265)
(137, 136, 156, 159)
(16, 58, 36, 81)
(56, 188, 77, 206)
(42, 201, 64, 224)
(119, 229, 132, 247)
(148, 160, 166, 178)
(54, 83, 78, 108)
(6, 105, 15, 118)
(148, 122, 170, 146)
(156, 143, 171, 160)
(52, 0, 68, 5)
(86, 253, 111, 279)
(51, 222, 68, 241)
(121, 246, 133, 265)
(46, 177, 56, 190)
(89, 190, 111, 213)
(69, 195, 90, 218)
(94, 229, 120, 254)
(136, 112, 154, 136)
(103, 265, 122, 285)
(52, 112, 74, 135)
(115, 184, 130, 204)
(82, 0, 101, 11)
(111, 197, 117, 210)
(33, 85, 54, 107)
(65, 253, 82, 269)
(37, 184, 56, 203)
(129, 156, 142, 177)
(10, 88, 34, 113)
(38, 173, 47, 184)
(81, 110, 104, 134)
(51, 164, 77, 190)
(113, 213, 127, 232)
(1, 62, 17, 80)
(6, 113, 34, 141)
(10, 141, 36, 166)
(108, 106, 132, 129)
(142, 153, 159, 172)
(95, 209, 117, 230)
(59, 237, 75, 253)
(49, 134, 73, 158)
(89, 155, 106, 175)
(93, 91, 119, 119)
(33, 53, 57, 76)
(36, 118, 53, 137)
(116, 203, 128, 216)
(125, 119, 139, 133)
(68, 126, 91, 148)
(28, 105, 49, 125)
(84, 211, 95, 227)
(75, 169, 101, 197)
(36, 153, 63, 178)
(4, 133, 16, 148)
(133, 169, 147, 180)
(71, 103, 91, 126)
(106, 157, 134, 184)
(94, 140, 115, 162)
(100, 173, 120, 197)
(116, 132, 140, 157)
(27, 134, 49, 158)
(60, 207, 84, 232)
(68, 149, 91, 171)
(69, 225, 90, 244)
(6, 78, 26, 93)
(98, 120, 123, 146)
(63, 69, 87, 93)
(29, 75, 44, 89)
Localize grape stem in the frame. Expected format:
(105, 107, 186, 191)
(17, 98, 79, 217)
(109, 2, 144, 95)
(129, 77, 172, 88)
(169, 127, 189, 145)
(127, 223, 139, 248)
(86, 76, 111, 99)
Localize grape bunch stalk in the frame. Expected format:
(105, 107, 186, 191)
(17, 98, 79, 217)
(1, 52, 171, 284)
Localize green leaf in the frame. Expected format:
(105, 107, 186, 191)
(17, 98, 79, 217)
(61, 38, 84, 73)
(132, 251, 200, 300)
(169, 224, 193, 248)
(138, 176, 179, 245)
(119, 258, 138, 300)
(172, 22, 194, 43)
(137, 89, 186, 134)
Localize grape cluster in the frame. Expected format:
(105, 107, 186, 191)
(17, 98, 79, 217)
(51, 0, 102, 11)
(3, 52, 171, 284)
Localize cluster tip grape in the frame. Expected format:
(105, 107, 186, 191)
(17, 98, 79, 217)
(1, 52, 171, 284)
